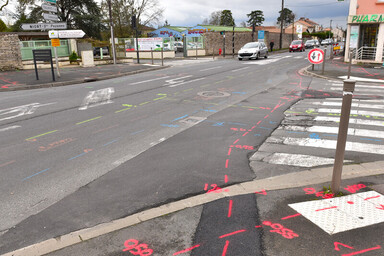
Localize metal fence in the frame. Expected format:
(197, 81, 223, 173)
(356, 46, 377, 60)
(20, 40, 70, 60)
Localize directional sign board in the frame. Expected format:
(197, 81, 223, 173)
(43, 13, 59, 21)
(41, 3, 57, 13)
(21, 22, 67, 30)
(58, 30, 85, 38)
(308, 48, 325, 65)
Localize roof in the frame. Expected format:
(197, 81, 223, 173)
(198, 25, 252, 32)
(164, 26, 191, 32)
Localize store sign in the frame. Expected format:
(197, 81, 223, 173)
(136, 37, 163, 51)
(258, 30, 265, 42)
(349, 14, 384, 23)
(187, 28, 211, 35)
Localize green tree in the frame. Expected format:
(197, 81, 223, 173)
(247, 10, 264, 27)
(9, 5, 32, 32)
(220, 10, 235, 26)
(277, 8, 294, 27)
(0, 18, 7, 31)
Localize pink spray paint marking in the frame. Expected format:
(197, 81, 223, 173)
(219, 229, 247, 239)
(122, 239, 153, 255)
(262, 221, 299, 239)
(334, 242, 354, 251)
(228, 200, 233, 218)
(173, 244, 201, 255)
(281, 213, 301, 220)
(341, 245, 382, 256)
(344, 184, 366, 193)
(364, 195, 380, 201)
(225, 159, 229, 168)
(221, 240, 230, 256)
(224, 175, 228, 183)
(255, 189, 267, 195)
(227, 148, 232, 156)
(233, 139, 239, 144)
(315, 206, 338, 212)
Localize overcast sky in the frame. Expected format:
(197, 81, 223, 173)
(159, 0, 350, 29)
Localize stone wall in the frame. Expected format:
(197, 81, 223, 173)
(203, 31, 298, 55)
(0, 33, 23, 71)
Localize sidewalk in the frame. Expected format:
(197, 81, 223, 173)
(305, 56, 384, 83)
(0, 63, 168, 92)
(3, 162, 384, 256)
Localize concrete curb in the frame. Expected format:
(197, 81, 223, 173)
(2, 161, 383, 256)
(303, 65, 338, 81)
(0, 65, 169, 92)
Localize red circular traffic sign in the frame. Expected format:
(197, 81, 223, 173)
(308, 48, 324, 64)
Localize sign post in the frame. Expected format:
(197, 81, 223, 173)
(20, 22, 67, 30)
(48, 31, 61, 78)
(32, 49, 55, 81)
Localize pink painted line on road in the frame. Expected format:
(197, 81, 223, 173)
(222, 240, 230, 256)
(281, 213, 302, 220)
(227, 148, 232, 156)
(225, 159, 229, 169)
(228, 200, 233, 218)
(173, 244, 201, 255)
(342, 245, 381, 256)
(219, 229, 247, 239)
(0, 160, 15, 168)
(225, 175, 228, 183)
(233, 139, 239, 144)
(242, 132, 249, 136)
(364, 195, 381, 201)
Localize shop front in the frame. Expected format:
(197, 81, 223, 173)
(345, 0, 384, 63)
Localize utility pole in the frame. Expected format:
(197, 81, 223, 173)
(280, 0, 284, 49)
(107, 0, 117, 65)
(329, 20, 332, 39)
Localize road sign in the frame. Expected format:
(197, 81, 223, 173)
(51, 38, 60, 47)
(43, 13, 59, 21)
(48, 30, 59, 38)
(41, 3, 57, 13)
(57, 30, 85, 38)
(20, 22, 67, 30)
(308, 48, 325, 65)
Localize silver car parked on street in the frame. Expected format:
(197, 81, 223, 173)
(238, 42, 268, 61)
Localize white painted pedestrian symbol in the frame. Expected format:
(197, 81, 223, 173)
(79, 87, 114, 110)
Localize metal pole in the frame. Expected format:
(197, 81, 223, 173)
(100, 47, 103, 60)
(135, 28, 140, 64)
(348, 52, 352, 79)
(161, 47, 164, 66)
(223, 31, 226, 57)
(312, 64, 314, 71)
(213, 47, 215, 59)
(322, 48, 327, 75)
(232, 26, 235, 58)
(107, 0, 117, 65)
(151, 47, 154, 65)
(196, 45, 198, 59)
(331, 80, 356, 194)
(53, 46, 61, 78)
(280, 0, 284, 49)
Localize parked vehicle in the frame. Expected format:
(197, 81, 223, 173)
(174, 42, 184, 52)
(93, 46, 109, 56)
(238, 42, 268, 60)
(305, 40, 320, 49)
(289, 40, 305, 52)
(321, 39, 334, 46)
(163, 43, 172, 51)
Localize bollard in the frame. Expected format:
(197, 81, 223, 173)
(196, 45, 198, 60)
(100, 47, 103, 60)
(151, 47, 154, 65)
(321, 48, 327, 75)
(331, 79, 356, 194)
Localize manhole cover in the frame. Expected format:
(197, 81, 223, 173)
(197, 91, 231, 98)
(179, 116, 206, 125)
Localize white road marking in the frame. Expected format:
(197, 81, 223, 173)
(231, 67, 249, 72)
(311, 101, 384, 110)
(339, 76, 384, 83)
(281, 125, 384, 139)
(317, 107, 384, 117)
(199, 66, 222, 71)
(331, 87, 384, 93)
(314, 116, 384, 127)
(168, 78, 205, 88)
(79, 88, 114, 110)
(264, 153, 347, 167)
(0, 102, 56, 122)
(266, 137, 384, 154)
(330, 83, 384, 89)
(0, 125, 21, 132)
(164, 76, 192, 86)
(129, 76, 170, 85)
(242, 56, 291, 65)
(324, 98, 384, 104)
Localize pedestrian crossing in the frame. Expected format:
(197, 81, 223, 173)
(251, 80, 384, 168)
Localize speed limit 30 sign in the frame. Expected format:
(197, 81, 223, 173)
(308, 48, 325, 64)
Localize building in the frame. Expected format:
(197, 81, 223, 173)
(286, 17, 321, 34)
(345, 0, 384, 63)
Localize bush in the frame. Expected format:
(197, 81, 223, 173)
(69, 51, 79, 62)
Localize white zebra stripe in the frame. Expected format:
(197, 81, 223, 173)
(314, 116, 384, 127)
(331, 87, 384, 93)
(281, 125, 384, 139)
(317, 108, 384, 117)
(324, 98, 384, 103)
(266, 137, 384, 154)
(310, 101, 384, 110)
(330, 83, 384, 89)
(264, 153, 351, 167)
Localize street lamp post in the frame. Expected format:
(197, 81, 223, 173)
(107, 0, 117, 65)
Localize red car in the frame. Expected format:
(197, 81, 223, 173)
(289, 40, 305, 52)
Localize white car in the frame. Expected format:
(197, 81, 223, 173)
(238, 42, 268, 60)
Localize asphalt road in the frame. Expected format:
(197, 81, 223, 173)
(3, 51, 382, 254)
